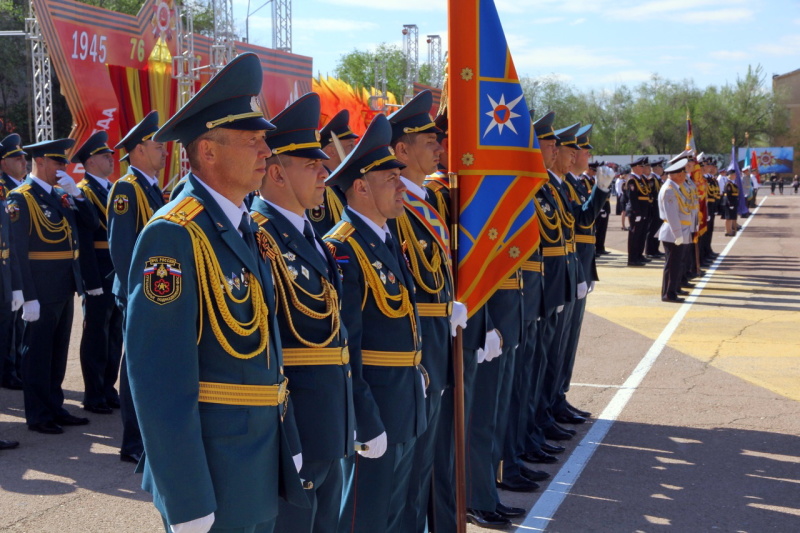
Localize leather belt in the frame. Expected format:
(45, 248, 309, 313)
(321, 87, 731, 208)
(198, 380, 288, 406)
(637, 196, 651, 200)
(417, 302, 452, 317)
(574, 235, 596, 244)
(566, 242, 576, 253)
(94, 241, 109, 249)
(542, 246, 566, 257)
(28, 250, 78, 260)
(521, 260, 542, 272)
(282, 346, 349, 366)
(362, 350, 422, 367)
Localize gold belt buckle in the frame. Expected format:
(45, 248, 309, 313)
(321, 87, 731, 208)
(341, 346, 350, 365)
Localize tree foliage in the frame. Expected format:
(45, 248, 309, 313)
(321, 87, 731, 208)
(334, 44, 409, 98)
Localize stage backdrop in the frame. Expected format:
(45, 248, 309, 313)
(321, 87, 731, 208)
(33, 0, 312, 187)
(750, 147, 794, 174)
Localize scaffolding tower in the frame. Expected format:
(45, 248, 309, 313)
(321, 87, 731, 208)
(210, 0, 237, 74)
(402, 24, 418, 103)
(368, 57, 388, 112)
(172, 2, 200, 179)
(427, 35, 443, 88)
(272, 0, 291, 53)
(25, 1, 54, 142)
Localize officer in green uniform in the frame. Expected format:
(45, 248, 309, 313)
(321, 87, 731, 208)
(72, 131, 123, 414)
(387, 91, 468, 532)
(324, 114, 426, 533)
(0, 133, 27, 391)
(627, 156, 653, 266)
(107, 110, 167, 464)
(307, 109, 358, 235)
(8, 138, 98, 434)
(0, 127, 24, 453)
(126, 53, 305, 533)
(249, 92, 355, 533)
(559, 125, 612, 424)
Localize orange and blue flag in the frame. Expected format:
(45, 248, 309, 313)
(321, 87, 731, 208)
(448, 0, 548, 315)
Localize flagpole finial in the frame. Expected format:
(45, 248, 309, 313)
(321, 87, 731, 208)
(745, 131, 749, 140)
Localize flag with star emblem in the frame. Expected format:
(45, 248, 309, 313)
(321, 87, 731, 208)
(447, 0, 548, 315)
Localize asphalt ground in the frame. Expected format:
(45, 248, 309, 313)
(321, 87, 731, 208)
(1, 193, 798, 532)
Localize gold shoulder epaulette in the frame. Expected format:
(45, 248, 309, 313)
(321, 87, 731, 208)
(326, 221, 355, 243)
(425, 179, 445, 193)
(251, 211, 269, 228)
(120, 173, 137, 183)
(159, 197, 204, 227)
(13, 183, 31, 193)
(78, 179, 90, 188)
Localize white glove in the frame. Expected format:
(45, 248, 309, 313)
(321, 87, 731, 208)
(674, 236, 684, 246)
(556, 305, 564, 313)
(420, 370, 427, 398)
(476, 348, 487, 364)
(596, 166, 614, 191)
(577, 281, 588, 300)
(358, 431, 388, 459)
(11, 290, 24, 312)
(22, 300, 40, 322)
(170, 513, 214, 533)
(293, 453, 303, 473)
(483, 329, 502, 362)
(56, 171, 81, 197)
(449, 301, 468, 337)
(635, 216, 642, 222)
(588, 281, 596, 293)
(86, 288, 104, 296)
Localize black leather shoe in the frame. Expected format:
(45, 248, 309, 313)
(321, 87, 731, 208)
(0, 439, 20, 450)
(682, 282, 695, 289)
(541, 442, 566, 454)
(120, 452, 142, 464)
(639, 256, 652, 263)
(498, 474, 539, 492)
(106, 397, 121, 409)
(544, 425, 573, 441)
(466, 509, 511, 528)
(521, 449, 558, 464)
(627, 260, 646, 267)
(55, 414, 90, 426)
(552, 422, 576, 436)
(520, 465, 550, 482)
(661, 296, 685, 303)
(28, 421, 64, 434)
(567, 403, 591, 418)
(84, 404, 113, 415)
(496, 502, 526, 518)
(677, 289, 689, 296)
(2, 376, 23, 390)
(555, 411, 586, 425)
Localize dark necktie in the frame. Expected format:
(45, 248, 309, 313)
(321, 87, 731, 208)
(239, 212, 258, 256)
(302, 220, 317, 251)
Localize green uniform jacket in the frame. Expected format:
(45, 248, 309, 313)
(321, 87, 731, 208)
(126, 175, 304, 528)
(250, 197, 355, 462)
(325, 207, 426, 445)
(0, 181, 22, 302)
(107, 168, 164, 302)
(7, 178, 97, 302)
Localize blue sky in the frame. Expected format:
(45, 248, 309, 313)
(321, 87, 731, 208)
(233, 0, 800, 90)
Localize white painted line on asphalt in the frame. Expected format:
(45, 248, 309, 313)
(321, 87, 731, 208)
(570, 383, 623, 389)
(516, 197, 769, 532)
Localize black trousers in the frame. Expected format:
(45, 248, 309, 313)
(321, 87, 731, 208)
(662, 242, 685, 299)
(117, 298, 143, 455)
(80, 283, 123, 407)
(22, 298, 75, 426)
(627, 213, 649, 261)
(595, 202, 610, 253)
(0, 305, 22, 384)
(646, 210, 662, 255)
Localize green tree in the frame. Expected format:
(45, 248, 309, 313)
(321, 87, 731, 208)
(334, 43, 408, 97)
(0, 0, 30, 138)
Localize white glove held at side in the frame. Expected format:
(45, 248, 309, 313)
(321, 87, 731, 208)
(577, 281, 588, 300)
(170, 513, 214, 533)
(596, 166, 614, 191)
(449, 301, 468, 337)
(483, 329, 502, 362)
(557, 304, 565, 314)
(358, 431, 388, 459)
(86, 288, 104, 296)
(22, 300, 40, 322)
(674, 236, 684, 246)
(56, 171, 81, 197)
(476, 348, 487, 364)
(11, 290, 24, 312)
(293, 453, 303, 473)
(588, 281, 596, 293)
